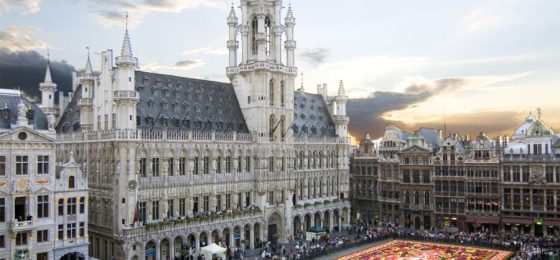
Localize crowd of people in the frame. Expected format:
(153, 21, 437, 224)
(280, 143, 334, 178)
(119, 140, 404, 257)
(246, 222, 560, 260)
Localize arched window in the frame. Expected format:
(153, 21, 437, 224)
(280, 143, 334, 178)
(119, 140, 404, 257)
(265, 16, 271, 56)
(280, 80, 285, 106)
(251, 17, 258, 55)
(269, 114, 276, 139)
(69, 176, 75, 189)
(299, 151, 304, 170)
(269, 79, 274, 106)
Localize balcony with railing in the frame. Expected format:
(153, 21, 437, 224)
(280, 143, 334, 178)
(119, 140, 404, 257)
(113, 90, 139, 101)
(58, 129, 255, 143)
(501, 154, 560, 162)
(78, 97, 93, 107)
(226, 62, 297, 75)
(293, 135, 349, 144)
(121, 208, 263, 238)
(11, 219, 35, 232)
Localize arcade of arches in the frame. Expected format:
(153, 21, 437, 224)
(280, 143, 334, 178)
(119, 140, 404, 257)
(129, 223, 262, 260)
(293, 208, 350, 236)
(126, 207, 350, 259)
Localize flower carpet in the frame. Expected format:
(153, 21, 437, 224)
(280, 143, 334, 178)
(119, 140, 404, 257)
(337, 240, 513, 260)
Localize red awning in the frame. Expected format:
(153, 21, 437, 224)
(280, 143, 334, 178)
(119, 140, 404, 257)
(502, 217, 532, 225)
(544, 219, 560, 226)
(466, 216, 500, 224)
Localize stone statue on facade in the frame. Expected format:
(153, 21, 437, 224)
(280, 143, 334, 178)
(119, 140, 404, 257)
(47, 113, 56, 130)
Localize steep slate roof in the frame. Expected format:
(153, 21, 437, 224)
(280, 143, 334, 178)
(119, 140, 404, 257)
(0, 90, 48, 130)
(135, 71, 248, 133)
(56, 85, 81, 132)
(57, 71, 338, 137)
(292, 90, 336, 138)
(418, 127, 441, 148)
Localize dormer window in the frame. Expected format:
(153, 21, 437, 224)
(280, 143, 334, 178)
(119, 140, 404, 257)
(26, 109, 34, 121)
(160, 117, 168, 127)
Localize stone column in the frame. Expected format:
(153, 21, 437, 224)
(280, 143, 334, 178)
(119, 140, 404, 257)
(155, 241, 161, 260)
(229, 231, 234, 247)
(249, 224, 255, 249)
(328, 212, 334, 232)
(195, 234, 200, 257)
(169, 241, 175, 260)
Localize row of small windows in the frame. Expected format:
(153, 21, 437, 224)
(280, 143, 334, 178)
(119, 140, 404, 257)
(139, 156, 252, 177)
(503, 166, 560, 183)
(402, 170, 431, 184)
(0, 155, 49, 176)
(138, 153, 337, 177)
(138, 116, 244, 131)
(296, 178, 339, 201)
(403, 190, 430, 206)
(0, 196, 84, 224)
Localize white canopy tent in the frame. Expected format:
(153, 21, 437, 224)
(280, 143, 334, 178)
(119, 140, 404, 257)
(200, 243, 227, 260)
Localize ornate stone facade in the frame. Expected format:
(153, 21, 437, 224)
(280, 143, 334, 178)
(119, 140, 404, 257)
(351, 112, 560, 236)
(55, 1, 351, 259)
(0, 88, 88, 260)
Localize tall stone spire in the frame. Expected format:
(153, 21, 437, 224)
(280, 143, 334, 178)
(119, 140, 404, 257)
(227, 2, 237, 22)
(338, 80, 346, 96)
(120, 12, 133, 58)
(40, 48, 57, 112)
(84, 46, 93, 76)
(43, 47, 53, 83)
(116, 12, 137, 67)
(285, 3, 295, 25)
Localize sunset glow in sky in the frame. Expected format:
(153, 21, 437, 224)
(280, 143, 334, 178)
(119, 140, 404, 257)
(1, 0, 559, 137)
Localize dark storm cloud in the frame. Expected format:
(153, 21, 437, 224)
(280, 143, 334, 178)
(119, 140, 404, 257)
(347, 91, 431, 139)
(299, 48, 330, 66)
(0, 49, 75, 99)
(404, 78, 466, 95)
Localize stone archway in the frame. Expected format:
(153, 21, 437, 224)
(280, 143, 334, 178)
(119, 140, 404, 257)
(342, 207, 349, 226)
(314, 212, 322, 228)
(59, 252, 85, 260)
(145, 241, 156, 260)
(160, 239, 170, 260)
(223, 228, 231, 247)
(174, 236, 185, 260)
(233, 226, 241, 247)
(293, 215, 302, 236)
(211, 229, 221, 245)
(244, 224, 251, 249)
(324, 211, 331, 231)
(186, 234, 196, 251)
(200, 232, 209, 247)
(267, 212, 283, 243)
(333, 209, 340, 231)
(304, 214, 312, 231)
(254, 223, 261, 248)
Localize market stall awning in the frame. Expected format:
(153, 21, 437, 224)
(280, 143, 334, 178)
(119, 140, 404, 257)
(466, 215, 500, 224)
(307, 226, 326, 233)
(544, 219, 560, 226)
(502, 217, 532, 224)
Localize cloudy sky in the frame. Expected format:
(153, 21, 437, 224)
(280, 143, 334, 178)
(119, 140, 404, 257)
(1, 0, 560, 138)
